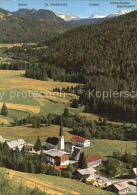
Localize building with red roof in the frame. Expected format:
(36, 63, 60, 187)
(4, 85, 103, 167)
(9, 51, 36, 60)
(70, 135, 90, 147)
(86, 154, 101, 168)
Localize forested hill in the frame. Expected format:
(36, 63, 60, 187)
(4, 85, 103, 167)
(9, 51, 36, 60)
(40, 10, 137, 74)
(12, 9, 72, 28)
(24, 11, 137, 122)
(0, 9, 65, 43)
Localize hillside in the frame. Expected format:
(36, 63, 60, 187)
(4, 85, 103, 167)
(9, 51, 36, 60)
(23, 11, 137, 122)
(0, 9, 65, 43)
(0, 167, 109, 195)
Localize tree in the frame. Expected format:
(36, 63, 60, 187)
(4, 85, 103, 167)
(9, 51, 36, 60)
(103, 117, 107, 126)
(82, 176, 87, 183)
(106, 158, 123, 177)
(34, 136, 42, 151)
(63, 107, 69, 117)
(79, 152, 87, 169)
(67, 164, 75, 173)
(1, 103, 8, 116)
(71, 98, 78, 108)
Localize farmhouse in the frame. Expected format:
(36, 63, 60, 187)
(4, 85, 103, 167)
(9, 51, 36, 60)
(86, 154, 101, 168)
(43, 149, 70, 166)
(77, 167, 96, 181)
(7, 139, 26, 150)
(70, 135, 90, 147)
(45, 121, 64, 150)
(109, 181, 130, 195)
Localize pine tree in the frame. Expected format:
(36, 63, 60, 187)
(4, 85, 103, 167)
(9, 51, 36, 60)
(79, 152, 87, 169)
(1, 103, 8, 116)
(63, 107, 69, 117)
(34, 136, 42, 151)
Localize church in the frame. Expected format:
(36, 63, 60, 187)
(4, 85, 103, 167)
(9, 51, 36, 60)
(45, 121, 64, 150)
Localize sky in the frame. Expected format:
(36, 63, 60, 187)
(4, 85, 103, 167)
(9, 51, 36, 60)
(0, 0, 137, 18)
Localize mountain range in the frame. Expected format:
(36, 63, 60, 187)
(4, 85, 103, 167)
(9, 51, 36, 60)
(56, 10, 131, 21)
(0, 8, 134, 43)
(12, 8, 132, 27)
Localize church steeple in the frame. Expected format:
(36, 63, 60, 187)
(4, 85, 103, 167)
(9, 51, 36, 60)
(59, 119, 64, 150)
(59, 119, 63, 137)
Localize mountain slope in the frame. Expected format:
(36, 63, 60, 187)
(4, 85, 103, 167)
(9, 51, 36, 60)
(12, 9, 72, 28)
(23, 11, 137, 121)
(0, 9, 65, 43)
(40, 11, 137, 73)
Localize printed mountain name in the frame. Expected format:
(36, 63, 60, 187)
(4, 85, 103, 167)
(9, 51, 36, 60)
(18, 3, 28, 6)
(50, 3, 67, 6)
(110, 1, 136, 8)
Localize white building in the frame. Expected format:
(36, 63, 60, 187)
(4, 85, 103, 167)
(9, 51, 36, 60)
(70, 135, 90, 147)
(77, 167, 96, 181)
(7, 139, 26, 150)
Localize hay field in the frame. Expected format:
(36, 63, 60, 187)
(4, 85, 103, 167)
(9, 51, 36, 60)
(0, 70, 80, 123)
(0, 167, 108, 195)
(0, 124, 73, 144)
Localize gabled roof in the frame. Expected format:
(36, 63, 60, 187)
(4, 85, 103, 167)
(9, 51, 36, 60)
(46, 137, 59, 146)
(70, 135, 87, 143)
(86, 154, 101, 163)
(114, 181, 130, 191)
(7, 139, 26, 149)
(77, 167, 96, 175)
(43, 149, 69, 158)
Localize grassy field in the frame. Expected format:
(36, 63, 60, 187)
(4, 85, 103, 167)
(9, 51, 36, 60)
(0, 124, 73, 144)
(0, 70, 133, 126)
(0, 70, 82, 124)
(84, 139, 136, 158)
(0, 167, 111, 195)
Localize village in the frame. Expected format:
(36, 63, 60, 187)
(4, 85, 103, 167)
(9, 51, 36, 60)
(0, 121, 136, 195)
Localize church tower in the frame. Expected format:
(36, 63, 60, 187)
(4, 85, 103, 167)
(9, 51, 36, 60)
(59, 120, 64, 150)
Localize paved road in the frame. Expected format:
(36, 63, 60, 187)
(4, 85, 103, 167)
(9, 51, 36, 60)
(95, 174, 137, 193)
(94, 174, 118, 184)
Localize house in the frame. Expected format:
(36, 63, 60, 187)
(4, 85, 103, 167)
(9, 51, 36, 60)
(130, 168, 137, 179)
(86, 154, 101, 167)
(43, 149, 70, 166)
(108, 182, 130, 195)
(0, 135, 8, 143)
(70, 135, 90, 147)
(45, 121, 64, 150)
(7, 139, 26, 150)
(77, 167, 96, 181)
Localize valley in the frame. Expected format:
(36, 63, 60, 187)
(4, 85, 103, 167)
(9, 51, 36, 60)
(0, 5, 136, 195)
